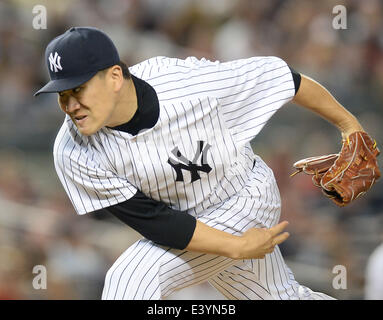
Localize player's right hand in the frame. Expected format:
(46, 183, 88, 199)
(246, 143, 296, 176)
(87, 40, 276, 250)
(237, 221, 290, 260)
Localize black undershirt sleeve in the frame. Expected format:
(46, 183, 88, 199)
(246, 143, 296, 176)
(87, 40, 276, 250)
(288, 66, 301, 95)
(103, 190, 197, 250)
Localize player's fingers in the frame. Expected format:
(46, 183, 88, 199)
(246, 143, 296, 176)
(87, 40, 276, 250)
(269, 221, 289, 236)
(272, 232, 290, 246)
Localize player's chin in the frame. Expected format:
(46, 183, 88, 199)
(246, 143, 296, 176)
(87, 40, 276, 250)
(76, 121, 99, 136)
(78, 129, 94, 136)
(79, 127, 100, 136)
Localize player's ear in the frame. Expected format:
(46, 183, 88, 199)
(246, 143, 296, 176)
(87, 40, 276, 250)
(108, 65, 124, 92)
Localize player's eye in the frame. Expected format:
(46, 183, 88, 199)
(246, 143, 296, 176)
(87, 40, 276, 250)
(72, 87, 82, 94)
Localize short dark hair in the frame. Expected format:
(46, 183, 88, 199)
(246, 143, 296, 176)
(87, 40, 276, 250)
(117, 61, 131, 79)
(98, 61, 131, 79)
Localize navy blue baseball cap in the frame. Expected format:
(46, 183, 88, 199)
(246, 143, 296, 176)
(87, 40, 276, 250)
(34, 27, 120, 96)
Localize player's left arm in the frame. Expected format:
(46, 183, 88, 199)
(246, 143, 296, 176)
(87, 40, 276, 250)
(291, 73, 364, 138)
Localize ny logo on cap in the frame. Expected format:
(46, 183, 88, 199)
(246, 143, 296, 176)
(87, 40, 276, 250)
(49, 52, 63, 72)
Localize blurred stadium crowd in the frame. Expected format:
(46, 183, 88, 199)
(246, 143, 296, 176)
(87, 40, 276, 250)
(0, 0, 382, 299)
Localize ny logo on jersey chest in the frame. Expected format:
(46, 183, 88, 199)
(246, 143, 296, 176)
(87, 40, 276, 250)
(168, 141, 212, 182)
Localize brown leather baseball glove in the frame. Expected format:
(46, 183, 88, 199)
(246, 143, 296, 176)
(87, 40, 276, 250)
(291, 131, 381, 206)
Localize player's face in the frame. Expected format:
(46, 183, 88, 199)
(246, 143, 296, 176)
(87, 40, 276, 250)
(57, 69, 123, 136)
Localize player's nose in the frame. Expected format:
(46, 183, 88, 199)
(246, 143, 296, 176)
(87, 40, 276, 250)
(66, 95, 81, 113)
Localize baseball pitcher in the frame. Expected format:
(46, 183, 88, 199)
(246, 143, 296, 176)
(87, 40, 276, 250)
(35, 27, 380, 300)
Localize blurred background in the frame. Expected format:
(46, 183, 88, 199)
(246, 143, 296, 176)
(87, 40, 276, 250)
(0, 0, 382, 300)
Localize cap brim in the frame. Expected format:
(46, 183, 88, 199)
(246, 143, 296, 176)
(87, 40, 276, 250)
(34, 70, 98, 96)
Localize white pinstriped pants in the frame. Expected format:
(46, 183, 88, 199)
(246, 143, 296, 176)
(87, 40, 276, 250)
(101, 159, 334, 300)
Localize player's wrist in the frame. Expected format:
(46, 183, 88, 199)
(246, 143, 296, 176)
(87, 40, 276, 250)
(339, 117, 364, 140)
(227, 236, 248, 260)
(229, 233, 265, 260)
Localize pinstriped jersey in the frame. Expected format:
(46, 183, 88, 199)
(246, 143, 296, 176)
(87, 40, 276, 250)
(53, 56, 295, 216)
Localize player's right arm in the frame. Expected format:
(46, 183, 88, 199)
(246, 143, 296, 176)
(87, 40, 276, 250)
(186, 220, 290, 260)
(105, 191, 289, 260)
